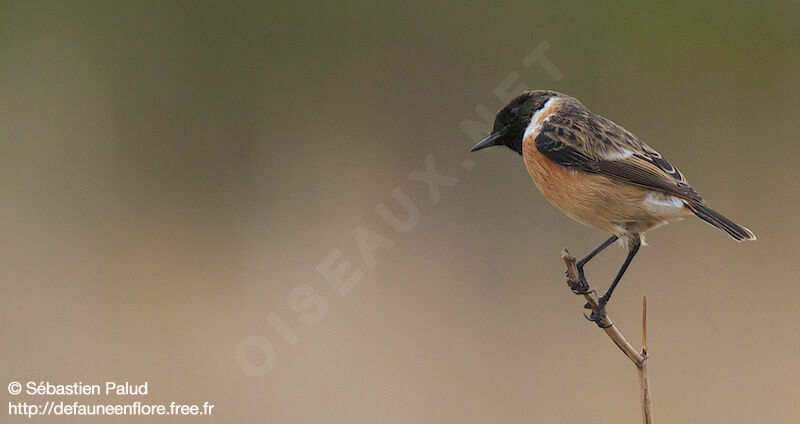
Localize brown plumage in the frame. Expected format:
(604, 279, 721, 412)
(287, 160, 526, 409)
(522, 140, 686, 239)
(470, 90, 755, 323)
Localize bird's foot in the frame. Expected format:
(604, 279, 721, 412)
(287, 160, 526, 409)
(569, 266, 592, 295)
(583, 296, 611, 328)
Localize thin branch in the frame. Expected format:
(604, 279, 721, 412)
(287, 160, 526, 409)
(561, 249, 652, 424)
(642, 294, 648, 354)
(638, 294, 653, 424)
(561, 249, 644, 365)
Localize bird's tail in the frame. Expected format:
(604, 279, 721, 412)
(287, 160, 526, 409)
(686, 201, 756, 241)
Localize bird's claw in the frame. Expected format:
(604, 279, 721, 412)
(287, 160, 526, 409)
(583, 297, 611, 328)
(571, 285, 591, 295)
(569, 267, 592, 295)
(583, 311, 611, 328)
(567, 263, 611, 328)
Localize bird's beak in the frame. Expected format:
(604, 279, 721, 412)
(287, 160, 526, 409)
(470, 126, 508, 152)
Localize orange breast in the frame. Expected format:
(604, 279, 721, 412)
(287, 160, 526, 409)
(521, 135, 671, 234)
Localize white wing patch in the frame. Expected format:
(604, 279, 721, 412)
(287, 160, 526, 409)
(600, 148, 635, 161)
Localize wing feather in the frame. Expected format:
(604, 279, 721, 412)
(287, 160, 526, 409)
(534, 115, 703, 202)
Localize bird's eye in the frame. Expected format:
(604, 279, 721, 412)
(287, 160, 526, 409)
(509, 107, 520, 119)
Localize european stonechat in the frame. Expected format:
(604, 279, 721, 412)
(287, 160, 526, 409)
(470, 90, 755, 322)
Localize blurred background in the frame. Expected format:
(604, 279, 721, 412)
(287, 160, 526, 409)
(2, 1, 799, 422)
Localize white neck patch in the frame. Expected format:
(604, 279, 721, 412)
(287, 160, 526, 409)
(523, 97, 559, 141)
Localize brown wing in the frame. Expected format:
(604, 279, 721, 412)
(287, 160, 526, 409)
(535, 112, 703, 202)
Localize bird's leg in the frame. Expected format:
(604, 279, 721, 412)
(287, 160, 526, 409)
(570, 235, 618, 295)
(586, 238, 641, 324)
(577, 235, 619, 268)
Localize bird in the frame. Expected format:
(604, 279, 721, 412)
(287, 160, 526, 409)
(470, 90, 755, 324)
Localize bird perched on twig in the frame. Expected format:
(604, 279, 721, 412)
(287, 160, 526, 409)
(470, 90, 755, 325)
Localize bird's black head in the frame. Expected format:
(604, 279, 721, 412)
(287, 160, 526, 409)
(470, 90, 559, 155)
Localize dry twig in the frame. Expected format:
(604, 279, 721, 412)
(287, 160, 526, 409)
(562, 249, 653, 424)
